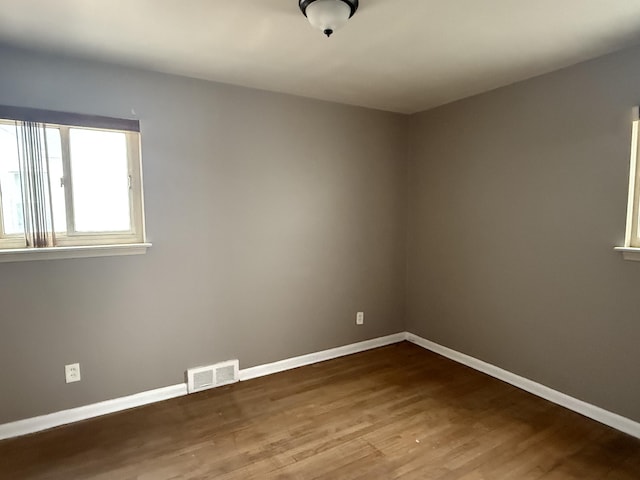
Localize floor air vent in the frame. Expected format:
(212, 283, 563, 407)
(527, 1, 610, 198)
(187, 360, 239, 393)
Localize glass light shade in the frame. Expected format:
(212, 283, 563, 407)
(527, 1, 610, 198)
(305, 0, 352, 36)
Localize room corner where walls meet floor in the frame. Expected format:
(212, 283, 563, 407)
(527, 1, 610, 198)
(1, 331, 639, 442)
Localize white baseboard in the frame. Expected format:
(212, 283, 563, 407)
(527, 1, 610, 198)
(0, 383, 188, 441)
(0, 332, 406, 441)
(405, 332, 640, 440)
(239, 332, 407, 381)
(7, 331, 635, 443)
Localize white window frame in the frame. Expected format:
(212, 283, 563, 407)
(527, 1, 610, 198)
(0, 107, 150, 262)
(616, 107, 640, 260)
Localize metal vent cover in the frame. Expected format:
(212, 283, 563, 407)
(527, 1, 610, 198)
(187, 360, 239, 394)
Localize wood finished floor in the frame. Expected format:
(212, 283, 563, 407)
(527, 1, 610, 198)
(1, 342, 639, 479)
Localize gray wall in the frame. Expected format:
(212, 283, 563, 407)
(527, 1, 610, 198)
(4, 38, 640, 428)
(0, 45, 407, 424)
(407, 45, 640, 422)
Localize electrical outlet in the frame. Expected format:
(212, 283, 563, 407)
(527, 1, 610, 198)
(356, 311, 364, 325)
(65, 363, 81, 383)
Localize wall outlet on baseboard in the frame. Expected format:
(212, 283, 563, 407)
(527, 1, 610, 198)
(356, 311, 364, 325)
(65, 363, 81, 383)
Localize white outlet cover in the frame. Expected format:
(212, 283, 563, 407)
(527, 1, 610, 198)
(65, 363, 81, 383)
(356, 312, 364, 325)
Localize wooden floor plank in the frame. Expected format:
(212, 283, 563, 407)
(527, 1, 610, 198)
(0, 342, 638, 479)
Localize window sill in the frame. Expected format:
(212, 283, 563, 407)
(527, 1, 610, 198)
(614, 247, 640, 261)
(0, 243, 152, 263)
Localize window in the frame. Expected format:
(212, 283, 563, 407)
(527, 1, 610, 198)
(617, 107, 640, 260)
(0, 106, 149, 261)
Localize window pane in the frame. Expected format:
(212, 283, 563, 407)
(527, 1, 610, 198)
(45, 128, 67, 233)
(0, 124, 67, 236)
(0, 123, 24, 235)
(69, 129, 131, 233)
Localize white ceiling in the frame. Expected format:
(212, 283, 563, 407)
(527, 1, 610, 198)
(1, 1, 640, 114)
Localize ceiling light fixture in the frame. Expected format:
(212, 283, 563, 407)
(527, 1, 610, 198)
(299, 0, 359, 38)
